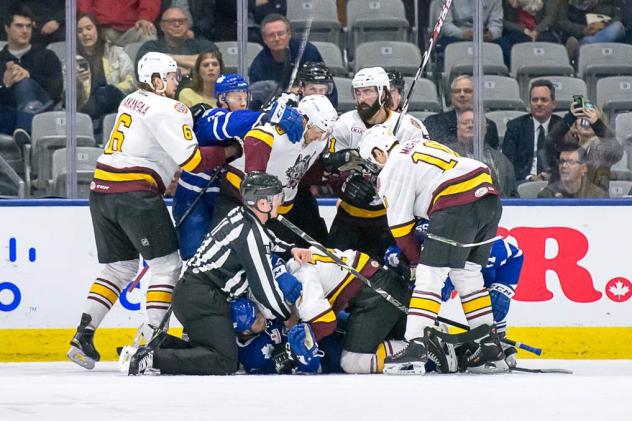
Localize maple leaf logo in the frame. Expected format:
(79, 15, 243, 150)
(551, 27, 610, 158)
(605, 278, 632, 302)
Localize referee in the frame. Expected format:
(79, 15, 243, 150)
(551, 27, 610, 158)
(126, 172, 312, 375)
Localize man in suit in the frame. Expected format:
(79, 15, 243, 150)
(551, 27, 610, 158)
(424, 75, 500, 148)
(502, 79, 561, 182)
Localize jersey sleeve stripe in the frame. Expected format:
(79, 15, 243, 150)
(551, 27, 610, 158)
(390, 220, 416, 238)
(277, 202, 294, 215)
(180, 148, 203, 172)
(226, 169, 244, 190)
(339, 200, 387, 218)
(246, 128, 275, 148)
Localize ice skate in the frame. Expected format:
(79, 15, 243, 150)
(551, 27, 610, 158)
(383, 337, 427, 375)
(67, 313, 100, 370)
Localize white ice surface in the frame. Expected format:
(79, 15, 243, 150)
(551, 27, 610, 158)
(1, 360, 631, 421)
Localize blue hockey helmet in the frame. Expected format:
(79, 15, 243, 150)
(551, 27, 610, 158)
(215, 73, 250, 97)
(414, 218, 430, 244)
(231, 297, 257, 333)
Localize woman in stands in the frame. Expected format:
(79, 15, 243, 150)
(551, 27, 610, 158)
(547, 101, 623, 191)
(76, 13, 135, 138)
(178, 50, 225, 108)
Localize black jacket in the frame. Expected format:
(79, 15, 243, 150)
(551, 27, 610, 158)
(0, 44, 63, 105)
(501, 113, 562, 180)
(423, 109, 500, 149)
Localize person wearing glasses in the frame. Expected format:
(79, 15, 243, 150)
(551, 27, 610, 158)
(135, 7, 217, 78)
(538, 144, 607, 198)
(249, 13, 323, 88)
(423, 75, 500, 148)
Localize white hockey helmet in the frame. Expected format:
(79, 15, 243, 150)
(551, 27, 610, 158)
(352, 67, 390, 102)
(137, 52, 179, 85)
(358, 124, 399, 171)
(298, 94, 338, 134)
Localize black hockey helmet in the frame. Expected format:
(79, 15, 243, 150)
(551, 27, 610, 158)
(298, 61, 334, 94)
(240, 171, 284, 208)
(387, 70, 405, 93)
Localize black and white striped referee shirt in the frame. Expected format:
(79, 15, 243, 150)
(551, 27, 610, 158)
(182, 206, 294, 320)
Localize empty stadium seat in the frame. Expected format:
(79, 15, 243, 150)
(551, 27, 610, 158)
(249, 80, 278, 111)
(611, 150, 632, 180)
(410, 111, 437, 122)
(577, 43, 632, 100)
(46, 41, 66, 62)
(287, 0, 342, 45)
(527, 76, 588, 111)
(333, 77, 355, 113)
(29, 112, 96, 192)
(511, 43, 574, 102)
(50, 147, 102, 198)
(403, 77, 442, 112)
(311, 41, 348, 76)
(608, 180, 632, 198)
(482, 76, 525, 111)
(443, 42, 508, 96)
(0, 133, 23, 176)
(215, 42, 263, 74)
(615, 113, 632, 171)
(517, 180, 547, 198)
(347, 0, 409, 55)
(0, 155, 26, 198)
(102, 113, 118, 145)
(596, 76, 632, 117)
(354, 41, 421, 76)
(486, 110, 528, 145)
(124, 41, 144, 64)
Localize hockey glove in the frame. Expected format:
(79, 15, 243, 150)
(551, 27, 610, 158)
(322, 149, 364, 173)
(383, 245, 402, 269)
(190, 102, 213, 122)
(341, 173, 376, 207)
(287, 323, 321, 366)
(271, 254, 302, 305)
(267, 98, 304, 144)
(489, 283, 515, 323)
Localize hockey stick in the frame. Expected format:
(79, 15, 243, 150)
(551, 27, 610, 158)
(277, 215, 408, 313)
(423, 232, 503, 248)
(510, 366, 573, 374)
(287, 16, 313, 92)
(393, 0, 453, 136)
(175, 167, 224, 229)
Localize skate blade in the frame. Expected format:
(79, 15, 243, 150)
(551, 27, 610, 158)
(467, 360, 509, 374)
(67, 346, 96, 370)
(118, 346, 137, 375)
(383, 362, 426, 375)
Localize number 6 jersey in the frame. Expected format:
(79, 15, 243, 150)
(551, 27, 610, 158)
(92, 89, 220, 195)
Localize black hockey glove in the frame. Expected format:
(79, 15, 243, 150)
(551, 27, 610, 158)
(322, 149, 364, 173)
(272, 342, 298, 374)
(341, 173, 376, 207)
(190, 102, 213, 122)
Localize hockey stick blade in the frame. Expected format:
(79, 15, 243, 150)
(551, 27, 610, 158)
(511, 366, 573, 374)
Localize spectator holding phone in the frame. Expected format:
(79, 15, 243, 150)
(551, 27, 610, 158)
(76, 13, 135, 136)
(546, 95, 622, 191)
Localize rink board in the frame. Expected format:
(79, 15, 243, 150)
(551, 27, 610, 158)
(1, 199, 632, 361)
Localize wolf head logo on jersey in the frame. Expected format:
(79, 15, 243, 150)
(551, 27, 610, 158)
(285, 154, 314, 189)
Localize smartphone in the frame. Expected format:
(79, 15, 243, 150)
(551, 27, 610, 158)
(572, 95, 585, 109)
(76, 56, 89, 72)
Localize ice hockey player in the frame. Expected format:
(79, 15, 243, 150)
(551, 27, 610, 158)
(67, 52, 240, 370)
(211, 95, 338, 237)
(121, 172, 312, 375)
(172, 73, 304, 259)
(387, 70, 405, 112)
(296, 61, 338, 108)
(231, 297, 343, 374)
(385, 221, 524, 367)
(358, 124, 508, 374)
(325, 66, 429, 260)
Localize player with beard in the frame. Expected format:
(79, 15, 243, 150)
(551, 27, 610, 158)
(324, 67, 429, 260)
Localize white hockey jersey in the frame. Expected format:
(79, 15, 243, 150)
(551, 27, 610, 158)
(289, 247, 381, 339)
(93, 90, 202, 195)
(328, 110, 429, 221)
(378, 139, 497, 262)
(224, 122, 327, 214)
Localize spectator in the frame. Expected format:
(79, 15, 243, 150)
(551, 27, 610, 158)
(623, 0, 632, 44)
(21, 0, 65, 47)
(136, 7, 218, 77)
(249, 13, 323, 88)
(178, 50, 224, 107)
(423, 75, 500, 148)
(452, 108, 518, 197)
(558, 0, 626, 62)
(158, 1, 193, 37)
(77, 0, 160, 47)
(497, 0, 560, 66)
(76, 13, 135, 135)
(502, 79, 562, 182)
(0, 4, 61, 138)
(210, 0, 287, 43)
(547, 100, 623, 191)
(538, 143, 608, 198)
(440, 0, 504, 47)
(186, 0, 215, 41)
